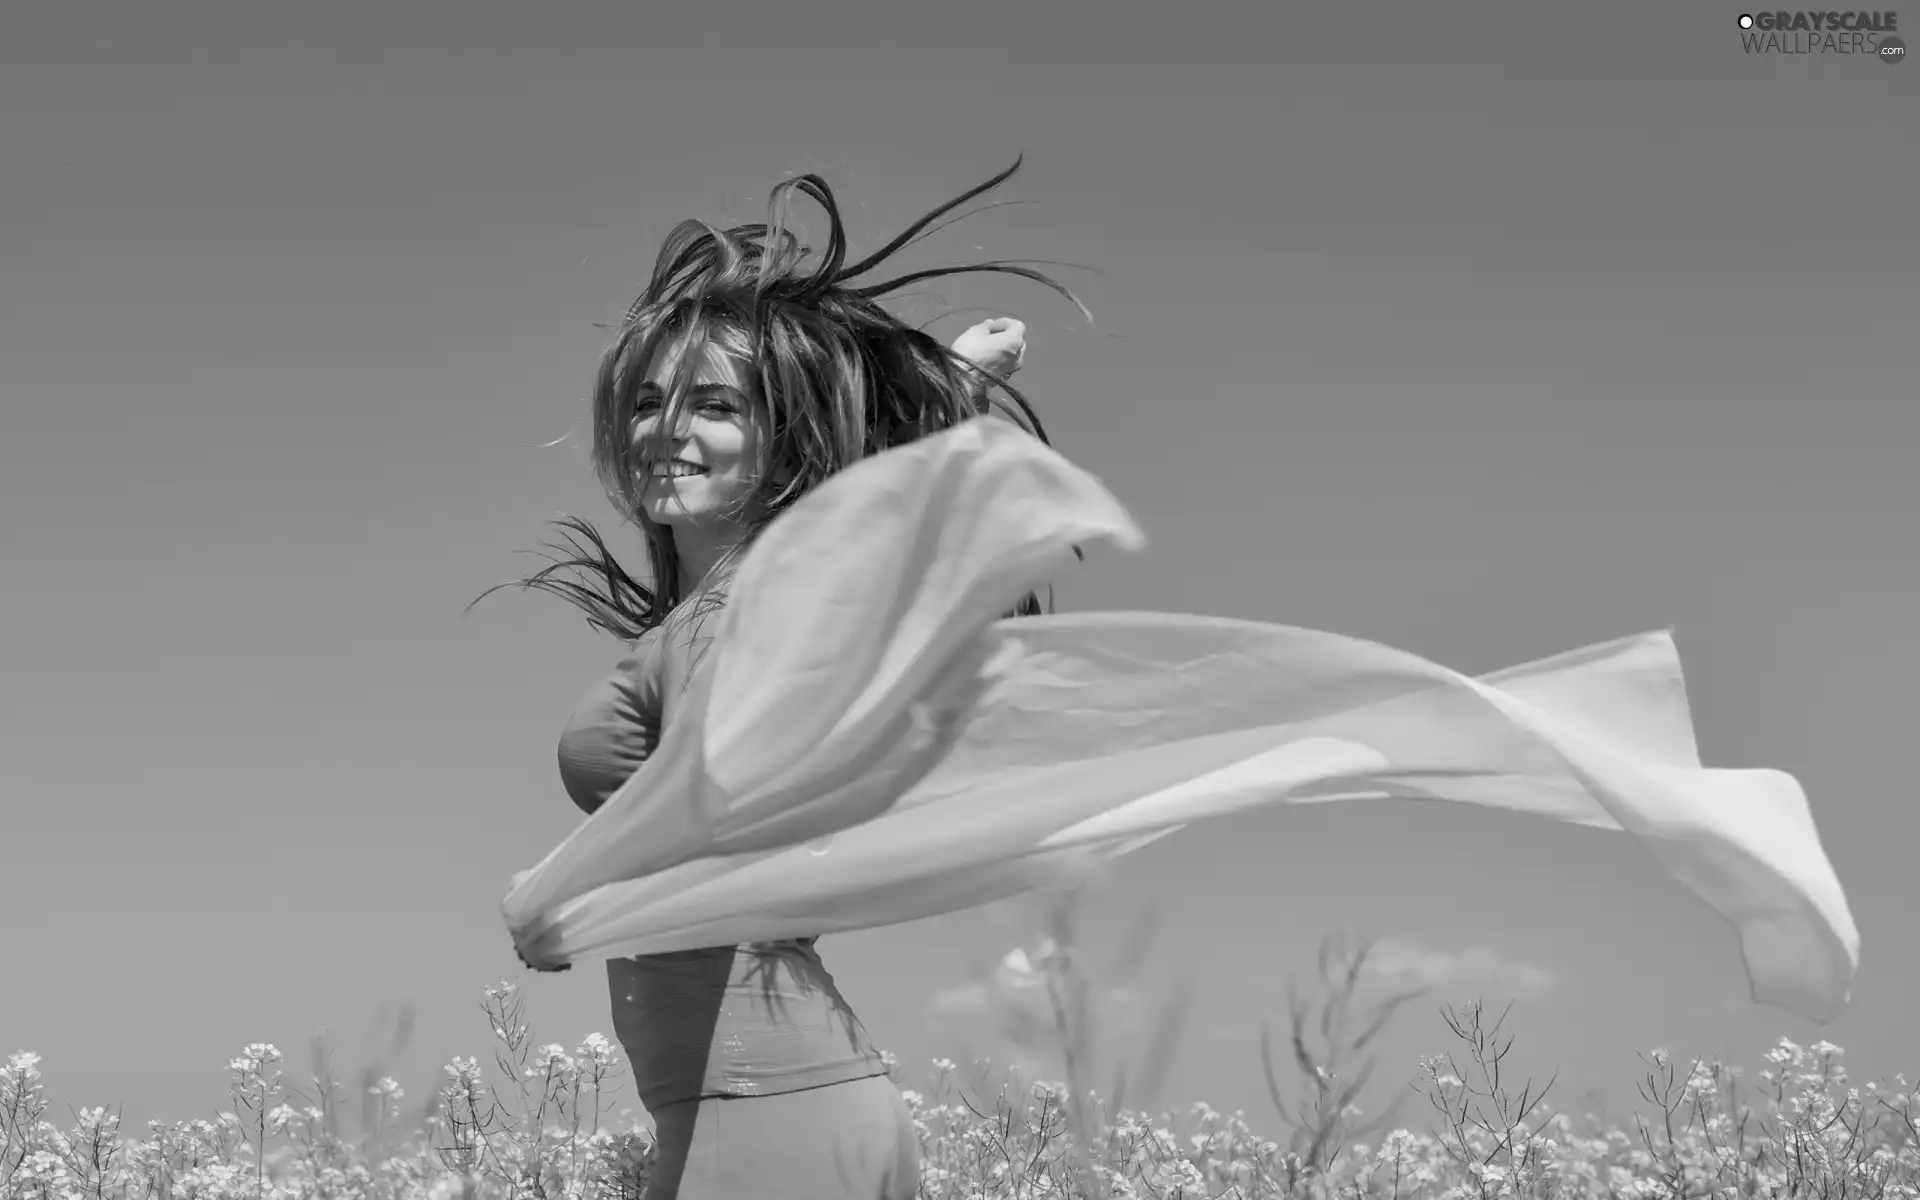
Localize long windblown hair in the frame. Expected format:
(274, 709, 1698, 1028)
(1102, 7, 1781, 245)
(481, 158, 1086, 644)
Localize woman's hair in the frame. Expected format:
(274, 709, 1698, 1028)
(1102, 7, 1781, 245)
(480, 158, 1086, 644)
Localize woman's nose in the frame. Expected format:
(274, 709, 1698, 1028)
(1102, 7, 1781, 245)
(631, 410, 692, 450)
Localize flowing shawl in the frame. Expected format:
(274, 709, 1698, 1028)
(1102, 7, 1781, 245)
(501, 420, 1858, 1022)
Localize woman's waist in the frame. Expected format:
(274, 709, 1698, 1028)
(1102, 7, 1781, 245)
(606, 944, 884, 1106)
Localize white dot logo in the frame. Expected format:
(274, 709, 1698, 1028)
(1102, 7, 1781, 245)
(1737, 13, 1754, 27)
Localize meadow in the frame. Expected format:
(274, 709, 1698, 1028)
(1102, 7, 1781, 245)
(5, 923, 1913, 1200)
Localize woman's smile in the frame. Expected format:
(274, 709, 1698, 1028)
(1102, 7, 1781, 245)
(644, 459, 711, 480)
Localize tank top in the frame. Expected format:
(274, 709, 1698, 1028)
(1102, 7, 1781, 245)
(554, 637, 890, 1110)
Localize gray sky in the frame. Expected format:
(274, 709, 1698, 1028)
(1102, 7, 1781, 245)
(2, 0, 1913, 1133)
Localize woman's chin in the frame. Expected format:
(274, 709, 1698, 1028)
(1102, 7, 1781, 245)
(642, 502, 738, 533)
(642, 506, 696, 530)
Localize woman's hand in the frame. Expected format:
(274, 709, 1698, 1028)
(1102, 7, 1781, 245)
(506, 871, 572, 971)
(515, 942, 572, 973)
(951, 317, 1026, 381)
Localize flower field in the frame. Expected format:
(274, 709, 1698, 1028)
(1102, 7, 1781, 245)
(4, 935, 1914, 1200)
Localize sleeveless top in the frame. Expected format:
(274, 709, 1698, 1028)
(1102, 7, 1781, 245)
(554, 638, 890, 1110)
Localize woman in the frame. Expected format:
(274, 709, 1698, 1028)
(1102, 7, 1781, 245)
(505, 161, 1080, 1199)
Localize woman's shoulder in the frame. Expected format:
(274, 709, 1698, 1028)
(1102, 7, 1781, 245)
(653, 596, 728, 670)
(610, 623, 668, 670)
(628, 622, 667, 655)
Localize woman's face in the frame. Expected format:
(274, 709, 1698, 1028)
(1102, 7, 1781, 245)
(628, 334, 768, 532)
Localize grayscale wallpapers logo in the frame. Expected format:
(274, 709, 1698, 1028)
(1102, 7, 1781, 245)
(1736, 10, 1906, 59)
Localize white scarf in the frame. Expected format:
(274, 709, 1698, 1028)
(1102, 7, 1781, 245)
(501, 419, 1858, 1023)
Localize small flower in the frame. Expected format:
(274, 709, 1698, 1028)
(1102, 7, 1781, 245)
(525, 1043, 576, 1079)
(4, 1050, 43, 1078)
(575, 1033, 619, 1071)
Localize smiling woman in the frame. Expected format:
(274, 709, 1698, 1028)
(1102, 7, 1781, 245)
(477, 160, 1080, 1200)
(484, 158, 1863, 1200)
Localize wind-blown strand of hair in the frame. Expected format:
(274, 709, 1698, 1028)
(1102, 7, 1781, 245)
(471, 158, 1092, 644)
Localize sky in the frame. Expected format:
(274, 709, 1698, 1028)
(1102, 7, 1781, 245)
(2, 0, 1915, 1140)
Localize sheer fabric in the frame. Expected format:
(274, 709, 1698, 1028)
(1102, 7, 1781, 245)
(502, 420, 1858, 1023)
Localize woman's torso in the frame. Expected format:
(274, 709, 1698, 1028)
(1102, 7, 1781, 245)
(555, 635, 888, 1111)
